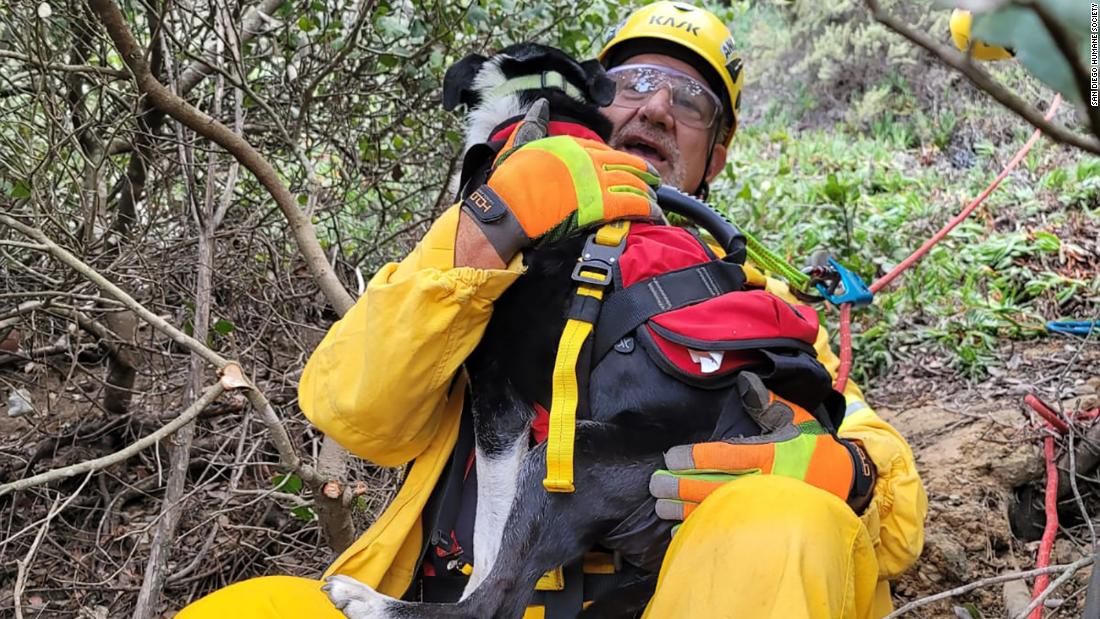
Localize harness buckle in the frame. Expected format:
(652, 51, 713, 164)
(806, 257, 873, 307)
(571, 231, 626, 287)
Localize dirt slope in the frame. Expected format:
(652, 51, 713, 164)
(873, 340, 1100, 617)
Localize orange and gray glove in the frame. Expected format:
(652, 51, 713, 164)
(650, 372, 876, 520)
(461, 132, 661, 264)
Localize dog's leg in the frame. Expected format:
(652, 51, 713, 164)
(323, 421, 674, 618)
(450, 422, 672, 617)
(464, 429, 528, 596)
(463, 381, 533, 597)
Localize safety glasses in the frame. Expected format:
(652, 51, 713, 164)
(606, 64, 723, 130)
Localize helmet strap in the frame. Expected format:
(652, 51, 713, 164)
(692, 123, 721, 200)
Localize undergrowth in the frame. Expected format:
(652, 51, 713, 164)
(712, 114, 1100, 384)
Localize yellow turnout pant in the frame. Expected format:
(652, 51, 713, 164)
(177, 476, 887, 618)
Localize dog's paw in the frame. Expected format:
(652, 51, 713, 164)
(322, 575, 394, 618)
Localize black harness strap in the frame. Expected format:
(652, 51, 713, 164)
(408, 396, 476, 600)
(544, 560, 585, 619)
(592, 258, 747, 362)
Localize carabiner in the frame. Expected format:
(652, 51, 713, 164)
(812, 257, 873, 307)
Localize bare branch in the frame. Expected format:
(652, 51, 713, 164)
(0, 49, 131, 79)
(1014, 554, 1092, 618)
(884, 554, 1095, 618)
(87, 0, 354, 315)
(176, 0, 289, 97)
(0, 213, 313, 485)
(12, 476, 93, 618)
(0, 213, 225, 368)
(862, 0, 1100, 155)
(0, 383, 225, 496)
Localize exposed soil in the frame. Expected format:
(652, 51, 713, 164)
(871, 338, 1100, 617)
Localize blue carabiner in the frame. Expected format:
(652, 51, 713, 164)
(1046, 321, 1099, 336)
(815, 257, 874, 307)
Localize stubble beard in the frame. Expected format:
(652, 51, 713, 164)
(609, 118, 686, 190)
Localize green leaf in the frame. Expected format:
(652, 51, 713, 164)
(291, 506, 317, 521)
(972, 1, 1090, 103)
(1032, 231, 1061, 252)
(273, 473, 303, 494)
(213, 318, 235, 336)
(467, 5, 489, 25)
(9, 180, 30, 198)
(297, 15, 317, 32)
(352, 496, 368, 512)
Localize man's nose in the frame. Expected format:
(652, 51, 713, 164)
(638, 88, 675, 130)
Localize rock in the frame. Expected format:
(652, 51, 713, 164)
(925, 532, 971, 583)
(990, 447, 1043, 487)
(6, 388, 33, 417)
(1086, 375, 1100, 395)
(1003, 579, 1032, 617)
(1052, 538, 1077, 565)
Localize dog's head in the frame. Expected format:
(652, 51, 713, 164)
(443, 43, 616, 146)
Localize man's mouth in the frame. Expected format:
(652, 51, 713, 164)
(618, 137, 668, 165)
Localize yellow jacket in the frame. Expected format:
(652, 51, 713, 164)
(300, 205, 927, 597)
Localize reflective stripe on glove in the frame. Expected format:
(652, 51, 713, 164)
(461, 134, 661, 264)
(650, 372, 876, 521)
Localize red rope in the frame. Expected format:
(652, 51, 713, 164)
(1025, 394, 1070, 435)
(833, 95, 1063, 390)
(835, 304, 853, 393)
(1022, 394, 1068, 618)
(1031, 432, 1059, 619)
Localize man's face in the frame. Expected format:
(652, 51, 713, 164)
(605, 53, 728, 193)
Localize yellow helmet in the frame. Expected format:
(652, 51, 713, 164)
(949, 9, 1014, 62)
(599, 1, 743, 147)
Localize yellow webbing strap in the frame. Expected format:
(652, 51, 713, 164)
(543, 303, 597, 492)
(543, 222, 631, 493)
(535, 566, 565, 591)
(742, 263, 768, 288)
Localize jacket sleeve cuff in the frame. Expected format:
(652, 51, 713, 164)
(390, 203, 525, 282)
(840, 407, 928, 580)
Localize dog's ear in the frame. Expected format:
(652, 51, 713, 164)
(580, 59, 616, 107)
(443, 53, 487, 111)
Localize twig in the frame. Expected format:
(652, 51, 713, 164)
(883, 555, 1096, 618)
(0, 300, 48, 326)
(12, 475, 93, 619)
(175, 0, 288, 96)
(133, 38, 224, 610)
(87, 0, 354, 315)
(1014, 552, 1093, 618)
(0, 213, 314, 487)
(0, 214, 225, 368)
(861, 0, 1100, 155)
(0, 49, 131, 79)
(0, 383, 225, 496)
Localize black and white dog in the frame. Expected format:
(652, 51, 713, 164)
(322, 44, 814, 618)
